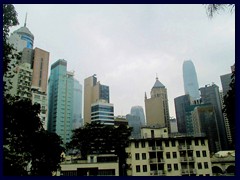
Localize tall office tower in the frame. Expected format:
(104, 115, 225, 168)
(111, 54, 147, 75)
(5, 19, 50, 130)
(84, 75, 111, 125)
(8, 17, 34, 52)
(182, 60, 200, 100)
(192, 104, 221, 153)
(145, 77, 170, 130)
(199, 84, 228, 150)
(174, 94, 192, 134)
(91, 101, 114, 125)
(126, 114, 141, 139)
(48, 59, 75, 144)
(220, 73, 232, 97)
(130, 106, 146, 126)
(73, 79, 83, 129)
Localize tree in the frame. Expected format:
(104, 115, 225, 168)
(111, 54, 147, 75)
(205, 4, 235, 18)
(223, 71, 235, 149)
(3, 4, 21, 93)
(3, 4, 64, 176)
(67, 122, 132, 176)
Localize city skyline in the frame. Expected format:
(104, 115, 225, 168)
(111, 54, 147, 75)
(11, 4, 235, 117)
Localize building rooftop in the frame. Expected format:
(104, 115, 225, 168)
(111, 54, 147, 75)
(152, 77, 165, 88)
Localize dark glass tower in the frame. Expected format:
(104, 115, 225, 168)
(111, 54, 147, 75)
(183, 60, 200, 100)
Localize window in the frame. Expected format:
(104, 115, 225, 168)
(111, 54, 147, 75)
(198, 162, 202, 169)
(166, 152, 171, 159)
(173, 152, 177, 158)
(135, 142, 139, 148)
(172, 140, 176, 147)
(202, 151, 207, 157)
(201, 139, 205, 145)
(167, 164, 172, 171)
(204, 162, 209, 169)
(174, 164, 178, 171)
(142, 153, 146, 160)
(135, 153, 140, 160)
(143, 165, 147, 172)
(165, 141, 169, 147)
(196, 151, 200, 157)
(141, 141, 145, 148)
(136, 165, 140, 172)
(195, 139, 199, 146)
(151, 130, 154, 138)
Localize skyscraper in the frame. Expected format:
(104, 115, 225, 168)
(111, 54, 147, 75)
(174, 94, 192, 134)
(130, 106, 146, 126)
(84, 75, 112, 125)
(182, 60, 200, 100)
(145, 77, 170, 130)
(48, 59, 75, 144)
(73, 79, 83, 129)
(199, 84, 228, 150)
(6, 20, 49, 129)
(126, 114, 141, 139)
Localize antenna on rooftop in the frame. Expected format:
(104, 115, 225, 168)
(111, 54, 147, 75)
(24, 12, 28, 27)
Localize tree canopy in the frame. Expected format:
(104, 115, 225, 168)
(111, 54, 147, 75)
(205, 4, 235, 18)
(3, 4, 64, 176)
(67, 122, 132, 176)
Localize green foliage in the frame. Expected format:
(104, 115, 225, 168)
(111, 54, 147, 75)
(205, 4, 235, 18)
(67, 122, 132, 176)
(3, 4, 64, 176)
(223, 71, 235, 148)
(3, 4, 21, 94)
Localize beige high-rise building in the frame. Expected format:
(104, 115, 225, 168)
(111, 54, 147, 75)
(84, 75, 110, 125)
(145, 77, 170, 129)
(31, 47, 49, 93)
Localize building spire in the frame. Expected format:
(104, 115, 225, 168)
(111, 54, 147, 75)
(24, 12, 28, 27)
(156, 73, 158, 80)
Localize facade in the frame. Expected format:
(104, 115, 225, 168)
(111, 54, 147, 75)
(174, 94, 192, 134)
(219, 91, 232, 145)
(9, 62, 33, 99)
(84, 75, 111, 125)
(220, 73, 232, 97)
(191, 104, 221, 153)
(126, 114, 142, 139)
(6, 22, 49, 130)
(114, 116, 128, 126)
(59, 154, 119, 176)
(182, 60, 200, 100)
(73, 79, 83, 129)
(211, 151, 235, 176)
(145, 77, 170, 130)
(91, 101, 114, 125)
(169, 118, 178, 133)
(199, 84, 228, 150)
(130, 106, 146, 126)
(126, 128, 212, 176)
(48, 59, 75, 144)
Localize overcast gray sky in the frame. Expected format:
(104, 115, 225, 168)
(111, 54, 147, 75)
(11, 4, 235, 118)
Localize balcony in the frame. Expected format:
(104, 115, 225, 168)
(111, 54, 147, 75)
(150, 170, 166, 176)
(148, 146, 164, 151)
(180, 156, 195, 163)
(178, 145, 193, 151)
(149, 158, 165, 164)
(181, 168, 196, 175)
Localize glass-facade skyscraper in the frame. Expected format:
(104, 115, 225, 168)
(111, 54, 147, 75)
(48, 59, 74, 144)
(130, 106, 146, 126)
(182, 60, 200, 100)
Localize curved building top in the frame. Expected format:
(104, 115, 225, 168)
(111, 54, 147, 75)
(13, 26, 34, 40)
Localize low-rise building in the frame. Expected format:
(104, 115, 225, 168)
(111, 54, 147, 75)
(59, 154, 119, 176)
(211, 151, 235, 176)
(126, 127, 212, 176)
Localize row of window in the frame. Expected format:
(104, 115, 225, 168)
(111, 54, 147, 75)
(135, 162, 209, 173)
(134, 150, 207, 160)
(134, 139, 205, 148)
